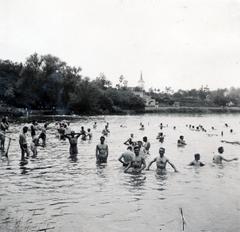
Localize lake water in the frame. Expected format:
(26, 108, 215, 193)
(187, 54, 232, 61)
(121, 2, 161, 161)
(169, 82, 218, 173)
(0, 114, 240, 232)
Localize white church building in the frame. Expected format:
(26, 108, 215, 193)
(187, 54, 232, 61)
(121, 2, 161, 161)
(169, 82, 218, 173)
(132, 73, 159, 109)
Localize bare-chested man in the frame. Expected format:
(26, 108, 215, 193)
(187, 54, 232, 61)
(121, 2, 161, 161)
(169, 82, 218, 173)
(146, 147, 178, 173)
(124, 146, 146, 174)
(96, 136, 109, 163)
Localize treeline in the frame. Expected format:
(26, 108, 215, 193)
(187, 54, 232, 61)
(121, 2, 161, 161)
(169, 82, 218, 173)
(148, 86, 240, 107)
(0, 53, 145, 114)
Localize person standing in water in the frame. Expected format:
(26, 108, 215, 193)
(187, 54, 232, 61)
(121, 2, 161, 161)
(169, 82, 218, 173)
(189, 154, 205, 167)
(118, 146, 135, 167)
(213, 146, 238, 164)
(0, 117, 9, 152)
(64, 131, 82, 157)
(146, 147, 178, 173)
(143, 136, 150, 155)
(96, 136, 109, 163)
(93, 122, 97, 129)
(124, 146, 146, 173)
(19, 126, 30, 161)
(177, 135, 186, 146)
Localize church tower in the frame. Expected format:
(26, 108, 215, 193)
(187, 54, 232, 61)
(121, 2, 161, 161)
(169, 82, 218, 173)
(138, 71, 145, 90)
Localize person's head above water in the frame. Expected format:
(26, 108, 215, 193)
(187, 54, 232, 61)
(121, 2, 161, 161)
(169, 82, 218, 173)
(133, 145, 140, 155)
(100, 136, 105, 143)
(71, 131, 75, 136)
(127, 146, 133, 151)
(143, 136, 147, 142)
(218, 146, 224, 154)
(130, 133, 134, 138)
(159, 147, 165, 157)
(180, 135, 184, 140)
(137, 140, 143, 147)
(194, 153, 200, 161)
(23, 126, 28, 133)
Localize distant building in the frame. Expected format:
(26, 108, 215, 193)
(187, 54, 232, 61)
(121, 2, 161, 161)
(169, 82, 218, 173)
(131, 72, 159, 109)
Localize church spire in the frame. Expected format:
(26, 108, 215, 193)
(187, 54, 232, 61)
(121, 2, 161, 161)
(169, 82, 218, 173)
(138, 71, 145, 90)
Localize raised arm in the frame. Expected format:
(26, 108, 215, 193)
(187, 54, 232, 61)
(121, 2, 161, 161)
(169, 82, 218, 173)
(118, 154, 126, 165)
(146, 158, 156, 170)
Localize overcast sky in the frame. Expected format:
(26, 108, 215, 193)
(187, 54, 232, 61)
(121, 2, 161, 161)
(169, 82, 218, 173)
(1, 0, 240, 90)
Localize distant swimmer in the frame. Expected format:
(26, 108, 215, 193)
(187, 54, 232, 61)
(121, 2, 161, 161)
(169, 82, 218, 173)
(118, 146, 134, 167)
(124, 134, 134, 146)
(65, 131, 82, 157)
(139, 123, 144, 130)
(102, 125, 109, 136)
(173, 126, 176, 130)
(0, 117, 9, 152)
(221, 140, 240, 145)
(93, 122, 97, 129)
(213, 146, 238, 164)
(96, 136, 108, 163)
(177, 135, 186, 146)
(80, 126, 87, 140)
(87, 128, 92, 139)
(225, 123, 229, 127)
(156, 132, 165, 143)
(30, 120, 38, 138)
(189, 154, 205, 167)
(124, 145, 146, 174)
(19, 126, 30, 161)
(30, 137, 39, 157)
(38, 125, 47, 147)
(143, 136, 150, 154)
(221, 131, 223, 136)
(146, 147, 178, 173)
(230, 129, 233, 133)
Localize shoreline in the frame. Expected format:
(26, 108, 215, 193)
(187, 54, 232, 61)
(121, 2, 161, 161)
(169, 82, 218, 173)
(2, 105, 240, 118)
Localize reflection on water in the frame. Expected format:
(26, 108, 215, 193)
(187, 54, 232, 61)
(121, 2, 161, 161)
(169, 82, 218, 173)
(0, 114, 240, 232)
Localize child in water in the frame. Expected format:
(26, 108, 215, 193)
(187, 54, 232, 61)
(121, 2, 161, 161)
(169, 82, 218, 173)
(189, 154, 205, 167)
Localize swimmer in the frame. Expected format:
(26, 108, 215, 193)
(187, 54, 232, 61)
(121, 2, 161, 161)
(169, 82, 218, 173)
(65, 131, 82, 157)
(118, 146, 134, 166)
(93, 122, 97, 129)
(0, 117, 9, 151)
(102, 125, 109, 136)
(156, 132, 165, 143)
(96, 136, 108, 163)
(146, 147, 178, 173)
(143, 136, 150, 154)
(124, 146, 146, 173)
(124, 134, 134, 146)
(213, 146, 238, 164)
(30, 137, 39, 157)
(38, 127, 46, 147)
(177, 135, 186, 146)
(139, 124, 144, 130)
(189, 154, 205, 167)
(87, 128, 92, 139)
(30, 120, 38, 138)
(19, 126, 30, 161)
(221, 140, 240, 145)
(80, 126, 87, 140)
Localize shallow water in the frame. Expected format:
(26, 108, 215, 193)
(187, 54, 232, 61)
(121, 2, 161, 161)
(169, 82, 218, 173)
(0, 114, 240, 232)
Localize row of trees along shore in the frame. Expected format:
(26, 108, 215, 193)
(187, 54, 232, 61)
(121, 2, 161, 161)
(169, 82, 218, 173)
(1, 53, 240, 115)
(0, 53, 145, 114)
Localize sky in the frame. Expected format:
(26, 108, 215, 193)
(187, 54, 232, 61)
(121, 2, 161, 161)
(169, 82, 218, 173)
(1, 0, 240, 91)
